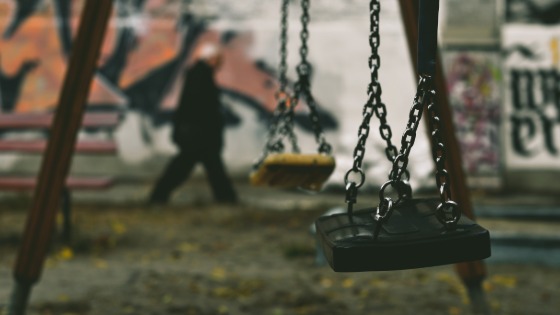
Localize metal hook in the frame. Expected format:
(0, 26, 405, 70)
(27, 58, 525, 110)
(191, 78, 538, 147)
(373, 197, 393, 240)
(345, 182, 358, 217)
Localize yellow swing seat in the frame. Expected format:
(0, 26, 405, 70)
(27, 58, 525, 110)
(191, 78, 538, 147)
(250, 153, 336, 191)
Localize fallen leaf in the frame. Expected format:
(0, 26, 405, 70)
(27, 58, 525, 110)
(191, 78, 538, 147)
(94, 259, 108, 269)
(342, 278, 354, 288)
(448, 306, 461, 315)
(212, 267, 227, 281)
(218, 305, 229, 314)
(57, 247, 74, 260)
(490, 275, 517, 288)
(320, 277, 333, 288)
(177, 242, 200, 253)
(111, 221, 127, 235)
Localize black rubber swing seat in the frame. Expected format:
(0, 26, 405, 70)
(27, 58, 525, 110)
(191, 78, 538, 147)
(250, 153, 336, 191)
(315, 198, 491, 272)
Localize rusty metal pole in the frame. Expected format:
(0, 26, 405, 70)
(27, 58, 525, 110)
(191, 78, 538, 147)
(8, 1, 113, 314)
(398, 0, 490, 314)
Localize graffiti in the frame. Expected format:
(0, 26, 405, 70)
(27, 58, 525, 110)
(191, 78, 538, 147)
(509, 69, 560, 156)
(506, 0, 560, 24)
(503, 23, 560, 168)
(0, 59, 39, 113)
(0, 0, 337, 133)
(444, 51, 501, 175)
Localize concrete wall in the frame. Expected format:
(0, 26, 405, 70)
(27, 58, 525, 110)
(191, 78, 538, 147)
(8, 0, 560, 194)
(0, 0, 436, 191)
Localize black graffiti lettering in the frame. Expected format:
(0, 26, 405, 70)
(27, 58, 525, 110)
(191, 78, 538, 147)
(550, 70, 560, 113)
(540, 114, 558, 154)
(538, 70, 554, 105)
(510, 115, 537, 156)
(510, 70, 522, 111)
(536, 70, 559, 154)
(510, 69, 560, 156)
(525, 70, 537, 110)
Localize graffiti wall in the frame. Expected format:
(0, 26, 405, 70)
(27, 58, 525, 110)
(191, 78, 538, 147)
(439, 0, 502, 188)
(505, 0, 560, 25)
(443, 51, 502, 187)
(0, 0, 434, 189)
(502, 24, 560, 169)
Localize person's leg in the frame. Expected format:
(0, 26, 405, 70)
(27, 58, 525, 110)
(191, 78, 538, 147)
(149, 149, 197, 204)
(201, 150, 238, 203)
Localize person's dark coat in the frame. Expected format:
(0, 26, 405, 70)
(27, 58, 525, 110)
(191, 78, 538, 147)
(172, 60, 224, 151)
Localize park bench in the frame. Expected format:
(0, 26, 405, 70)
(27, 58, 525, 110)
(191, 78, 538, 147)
(0, 111, 121, 240)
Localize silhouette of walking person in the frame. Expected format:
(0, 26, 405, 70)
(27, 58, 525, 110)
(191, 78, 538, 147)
(149, 44, 237, 204)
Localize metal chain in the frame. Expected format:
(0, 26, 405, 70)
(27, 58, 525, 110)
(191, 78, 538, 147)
(300, 87, 332, 154)
(374, 77, 430, 228)
(254, 0, 299, 168)
(344, 0, 399, 214)
(272, 0, 299, 154)
(292, 0, 332, 155)
(376, 75, 460, 230)
(387, 77, 429, 184)
(278, 0, 289, 94)
(367, 0, 398, 164)
(425, 77, 461, 229)
(297, 0, 310, 78)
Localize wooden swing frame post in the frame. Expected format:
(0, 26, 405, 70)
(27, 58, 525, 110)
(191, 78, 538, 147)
(398, 0, 490, 312)
(8, 1, 113, 314)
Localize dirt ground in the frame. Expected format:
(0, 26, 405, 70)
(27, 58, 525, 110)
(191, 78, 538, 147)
(0, 186, 559, 315)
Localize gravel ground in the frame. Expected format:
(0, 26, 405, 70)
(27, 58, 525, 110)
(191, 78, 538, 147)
(0, 195, 559, 315)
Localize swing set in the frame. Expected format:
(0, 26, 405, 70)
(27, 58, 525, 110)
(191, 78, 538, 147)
(250, 0, 490, 272)
(6, 0, 491, 314)
(315, 0, 490, 272)
(250, 0, 336, 192)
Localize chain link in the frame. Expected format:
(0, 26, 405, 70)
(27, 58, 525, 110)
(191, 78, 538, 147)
(379, 75, 460, 229)
(276, 0, 299, 154)
(297, 0, 310, 77)
(253, 0, 298, 168)
(292, 0, 332, 155)
(256, 0, 337, 168)
(424, 78, 461, 228)
(380, 77, 430, 211)
(388, 77, 429, 182)
(368, 0, 398, 164)
(278, 0, 289, 94)
(345, 0, 398, 208)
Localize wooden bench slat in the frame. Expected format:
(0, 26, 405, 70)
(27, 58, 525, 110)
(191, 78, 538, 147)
(0, 140, 117, 154)
(0, 113, 120, 129)
(0, 176, 114, 190)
